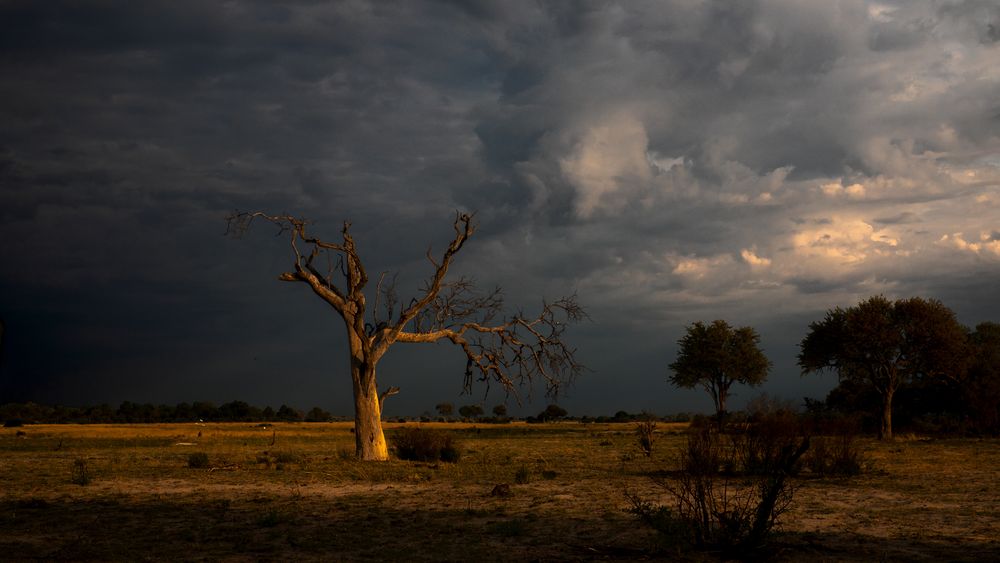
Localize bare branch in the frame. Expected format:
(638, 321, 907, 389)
(226, 210, 355, 315)
(379, 386, 400, 412)
(395, 294, 587, 404)
(388, 212, 475, 335)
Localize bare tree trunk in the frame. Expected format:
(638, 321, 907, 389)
(353, 362, 389, 460)
(716, 388, 728, 432)
(879, 390, 894, 441)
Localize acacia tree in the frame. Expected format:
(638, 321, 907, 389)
(668, 320, 771, 429)
(798, 296, 968, 440)
(228, 211, 585, 460)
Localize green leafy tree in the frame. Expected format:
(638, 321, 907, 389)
(668, 320, 771, 429)
(798, 296, 968, 440)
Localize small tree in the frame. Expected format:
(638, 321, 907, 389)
(492, 404, 507, 418)
(458, 404, 483, 420)
(435, 402, 454, 418)
(799, 296, 968, 440)
(537, 404, 568, 421)
(668, 320, 771, 429)
(229, 212, 585, 460)
(305, 407, 333, 422)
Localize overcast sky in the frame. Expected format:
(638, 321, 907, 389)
(2, 0, 999, 417)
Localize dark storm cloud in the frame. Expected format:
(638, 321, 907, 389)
(1, 0, 998, 416)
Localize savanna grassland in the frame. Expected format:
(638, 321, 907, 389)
(1, 422, 998, 561)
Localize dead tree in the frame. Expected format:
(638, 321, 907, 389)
(228, 211, 585, 460)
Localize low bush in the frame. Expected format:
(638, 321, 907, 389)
(514, 465, 530, 484)
(391, 427, 460, 462)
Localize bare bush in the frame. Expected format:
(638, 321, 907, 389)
(629, 415, 810, 555)
(802, 417, 866, 476)
(635, 419, 656, 457)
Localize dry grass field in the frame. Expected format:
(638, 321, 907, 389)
(1, 422, 998, 561)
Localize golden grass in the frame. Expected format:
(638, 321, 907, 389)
(1, 422, 998, 561)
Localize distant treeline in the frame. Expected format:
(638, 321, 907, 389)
(1, 400, 339, 425)
(0, 399, 693, 426)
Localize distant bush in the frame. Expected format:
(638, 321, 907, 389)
(187, 452, 211, 469)
(391, 428, 460, 462)
(4, 418, 24, 428)
(70, 458, 91, 486)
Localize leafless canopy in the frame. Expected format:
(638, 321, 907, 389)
(227, 211, 586, 400)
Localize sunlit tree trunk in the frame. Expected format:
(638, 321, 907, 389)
(352, 363, 388, 460)
(348, 326, 389, 461)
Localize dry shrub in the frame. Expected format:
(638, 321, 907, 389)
(802, 416, 866, 476)
(635, 419, 656, 457)
(629, 414, 810, 555)
(391, 427, 460, 462)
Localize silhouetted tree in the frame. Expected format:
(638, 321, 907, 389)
(435, 402, 454, 417)
(669, 320, 771, 429)
(966, 322, 1000, 433)
(799, 296, 968, 440)
(229, 212, 585, 460)
(458, 404, 483, 419)
(305, 406, 333, 422)
(276, 404, 303, 422)
(492, 404, 507, 418)
(537, 404, 568, 421)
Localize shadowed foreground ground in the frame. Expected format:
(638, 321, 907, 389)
(1, 422, 998, 561)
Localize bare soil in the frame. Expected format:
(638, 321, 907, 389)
(1, 422, 997, 561)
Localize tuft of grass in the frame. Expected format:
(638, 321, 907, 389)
(187, 452, 210, 469)
(514, 465, 530, 484)
(70, 458, 91, 486)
